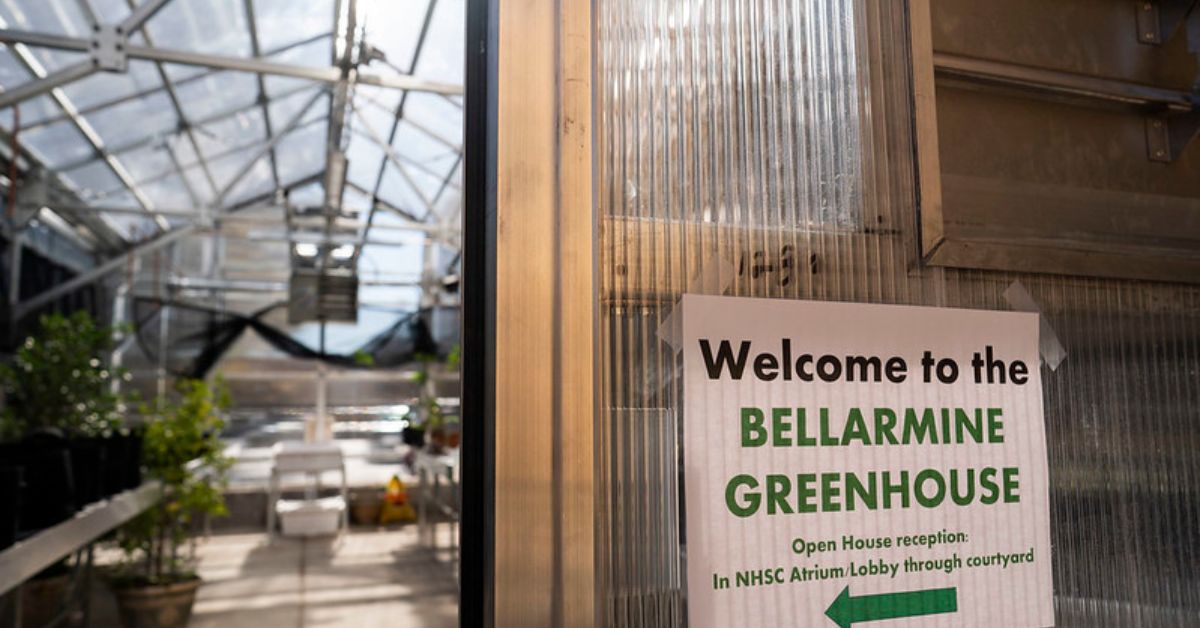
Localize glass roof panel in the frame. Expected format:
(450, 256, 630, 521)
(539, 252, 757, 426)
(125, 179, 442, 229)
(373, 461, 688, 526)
(272, 120, 327, 184)
(59, 60, 164, 110)
(358, 0, 431, 75)
(81, 89, 178, 150)
(0, 0, 461, 251)
(267, 87, 327, 135)
(206, 143, 262, 192)
(20, 119, 95, 169)
(350, 92, 397, 142)
(173, 70, 259, 122)
(413, 0, 463, 83)
(254, 0, 334, 51)
(178, 163, 214, 206)
(359, 243, 423, 279)
(139, 172, 193, 208)
(145, 0, 252, 64)
(19, 47, 90, 75)
(376, 164, 426, 219)
(62, 158, 123, 199)
(399, 159, 445, 199)
(89, 0, 131, 24)
(3, 94, 61, 130)
(390, 120, 455, 165)
(0, 47, 32, 88)
(119, 142, 177, 186)
(90, 187, 141, 209)
(344, 131, 384, 193)
(403, 92, 460, 145)
(193, 108, 267, 159)
(262, 35, 331, 96)
(288, 180, 324, 207)
(0, 0, 89, 36)
(342, 184, 370, 210)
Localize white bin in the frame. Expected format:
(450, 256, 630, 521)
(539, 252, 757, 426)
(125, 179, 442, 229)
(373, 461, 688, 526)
(276, 496, 346, 537)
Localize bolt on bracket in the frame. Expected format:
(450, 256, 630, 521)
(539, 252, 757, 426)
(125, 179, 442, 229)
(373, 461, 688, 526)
(1146, 111, 1200, 161)
(89, 24, 128, 73)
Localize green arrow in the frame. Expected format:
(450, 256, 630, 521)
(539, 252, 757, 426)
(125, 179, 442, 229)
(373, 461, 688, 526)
(824, 585, 957, 628)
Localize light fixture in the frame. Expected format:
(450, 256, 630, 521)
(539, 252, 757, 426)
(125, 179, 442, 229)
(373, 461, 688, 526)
(330, 244, 355, 260)
(294, 242, 319, 257)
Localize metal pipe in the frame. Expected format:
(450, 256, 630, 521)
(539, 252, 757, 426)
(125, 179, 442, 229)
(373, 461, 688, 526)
(124, 43, 462, 95)
(0, 60, 96, 109)
(13, 224, 196, 321)
(933, 52, 1200, 112)
(0, 28, 464, 94)
(120, 0, 176, 33)
(242, 0, 281, 192)
(22, 37, 329, 133)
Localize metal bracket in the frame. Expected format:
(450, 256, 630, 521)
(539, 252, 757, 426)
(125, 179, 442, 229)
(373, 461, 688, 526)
(1136, 0, 1200, 45)
(13, 171, 50, 225)
(89, 24, 127, 72)
(1145, 111, 1200, 161)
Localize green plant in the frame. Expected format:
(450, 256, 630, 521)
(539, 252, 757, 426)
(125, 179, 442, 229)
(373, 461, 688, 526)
(446, 344, 461, 370)
(114, 378, 232, 586)
(412, 351, 437, 385)
(0, 311, 130, 439)
(423, 397, 444, 431)
(351, 349, 375, 367)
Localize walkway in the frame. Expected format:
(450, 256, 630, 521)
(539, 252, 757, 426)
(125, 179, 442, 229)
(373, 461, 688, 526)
(190, 528, 457, 627)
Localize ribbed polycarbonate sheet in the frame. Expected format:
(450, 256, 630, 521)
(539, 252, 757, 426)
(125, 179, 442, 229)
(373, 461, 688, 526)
(595, 1, 1200, 626)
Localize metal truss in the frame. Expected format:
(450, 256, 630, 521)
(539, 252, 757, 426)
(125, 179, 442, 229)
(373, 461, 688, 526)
(1, 0, 464, 316)
(0, 28, 463, 95)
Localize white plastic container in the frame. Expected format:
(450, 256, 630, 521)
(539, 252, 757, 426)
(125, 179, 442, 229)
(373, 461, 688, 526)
(276, 496, 346, 537)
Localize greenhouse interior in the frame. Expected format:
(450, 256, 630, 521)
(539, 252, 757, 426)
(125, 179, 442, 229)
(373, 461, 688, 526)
(0, 0, 462, 626)
(3, 0, 1200, 627)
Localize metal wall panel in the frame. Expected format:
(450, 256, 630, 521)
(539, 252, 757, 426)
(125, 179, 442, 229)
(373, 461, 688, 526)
(917, 0, 1200, 282)
(595, 1, 1200, 626)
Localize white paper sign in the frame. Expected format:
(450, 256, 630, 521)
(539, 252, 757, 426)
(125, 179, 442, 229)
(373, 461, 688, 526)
(682, 295, 1053, 628)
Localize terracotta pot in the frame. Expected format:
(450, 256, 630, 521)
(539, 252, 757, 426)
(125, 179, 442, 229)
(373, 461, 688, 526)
(350, 497, 383, 526)
(20, 573, 79, 628)
(113, 579, 202, 628)
(429, 427, 461, 450)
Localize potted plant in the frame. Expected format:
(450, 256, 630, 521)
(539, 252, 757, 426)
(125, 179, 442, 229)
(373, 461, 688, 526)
(424, 399, 461, 452)
(0, 312, 136, 534)
(401, 352, 439, 448)
(110, 378, 232, 628)
(400, 407, 427, 447)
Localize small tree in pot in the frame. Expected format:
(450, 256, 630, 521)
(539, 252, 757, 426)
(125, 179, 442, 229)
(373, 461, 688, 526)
(111, 378, 232, 628)
(0, 311, 128, 438)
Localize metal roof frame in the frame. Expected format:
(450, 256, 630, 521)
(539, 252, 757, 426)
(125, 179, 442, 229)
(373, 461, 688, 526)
(0, 0, 463, 319)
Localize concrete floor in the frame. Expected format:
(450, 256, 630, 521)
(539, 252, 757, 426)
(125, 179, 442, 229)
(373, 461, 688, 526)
(190, 528, 458, 628)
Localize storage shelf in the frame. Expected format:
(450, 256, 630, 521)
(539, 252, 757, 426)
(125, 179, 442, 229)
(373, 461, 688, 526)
(0, 481, 162, 595)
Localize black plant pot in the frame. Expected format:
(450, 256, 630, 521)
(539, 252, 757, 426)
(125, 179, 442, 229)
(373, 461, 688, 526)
(67, 438, 108, 508)
(0, 466, 22, 549)
(100, 435, 127, 497)
(103, 433, 135, 496)
(0, 439, 77, 533)
(402, 426, 426, 447)
(123, 430, 144, 490)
